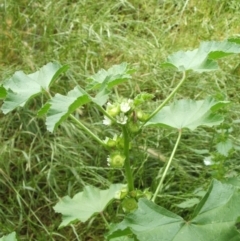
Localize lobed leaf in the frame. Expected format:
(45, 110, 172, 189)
(108, 180, 240, 241)
(145, 97, 229, 130)
(54, 184, 124, 228)
(162, 40, 240, 72)
(86, 63, 133, 90)
(46, 85, 90, 132)
(1, 62, 68, 114)
(0, 232, 17, 241)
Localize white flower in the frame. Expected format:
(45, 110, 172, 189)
(103, 116, 112, 125)
(116, 113, 128, 125)
(120, 99, 133, 113)
(203, 156, 214, 166)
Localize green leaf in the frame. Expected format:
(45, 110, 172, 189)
(92, 87, 110, 106)
(46, 85, 90, 132)
(109, 237, 135, 241)
(0, 232, 17, 241)
(0, 86, 7, 99)
(109, 235, 135, 241)
(133, 93, 154, 106)
(145, 97, 228, 130)
(223, 176, 240, 189)
(53, 184, 124, 228)
(109, 180, 240, 241)
(86, 63, 133, 90)
(228, 36, 240, 45)
(216, 139, 233, 156)
(37, 102, 51, 117)
(1, 62, 68, 114)
(162, 40, 240, 72)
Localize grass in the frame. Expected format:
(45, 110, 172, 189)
(1, 0, 240, 240)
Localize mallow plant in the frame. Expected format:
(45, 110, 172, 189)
(1, 38, 240, 241)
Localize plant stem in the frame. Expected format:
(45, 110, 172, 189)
(69, 114, 105, 146)
(152, 129, 182, 202)
(145, 71, 186, 123)
(97, 105, 116, 123)
(122, 126, 134, 191)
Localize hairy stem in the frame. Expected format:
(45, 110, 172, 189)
(122, 126, 134, 191)
(145, 71, 186, 123)
(69, 114, 105, 146)
(152, 129, 182, 202)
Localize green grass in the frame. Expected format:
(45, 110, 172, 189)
(1, 0, 240, 240)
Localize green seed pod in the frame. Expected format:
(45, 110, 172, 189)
(107, 152, 125, 168)
(122, 198, 138, 212)
(128, 121, 140, 133)
(136, 110, 149, 122)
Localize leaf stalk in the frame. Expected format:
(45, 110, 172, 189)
(69, 114, 105, 146)
(145, 71, 186, 123)
(152, 129, 182, 202)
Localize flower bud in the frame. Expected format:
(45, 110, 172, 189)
(143, 189, 152, 200)
(136, 110, 149, 122)
(115, 185, 128, 199)
(103, 137, 117, 147)
(128, 121, 140, 133)
(106, 102, 120, 117)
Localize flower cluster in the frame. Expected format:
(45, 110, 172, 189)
(103, 99, 133, 126)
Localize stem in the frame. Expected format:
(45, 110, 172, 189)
(152, 129, 182, 202)
(145, 71, 186, 123)
(97, 105, 116, 123)
(122, 126, 134, 191)
(100, 212, 110, 229)
(69, 114, 105, 146)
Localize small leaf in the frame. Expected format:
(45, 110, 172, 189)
(0, 232, 17, 241)
(109, 180, 240, 241)
(46, 85, 90, 132)
(216, 139, 233, 156)
(86, 63, 133, 90)
(145, 97, 229, 130)
(1, 62, 68, 114)
(53, 184, 124, 228)
(162, 40, 240, 72)
(133, 93, 154, 106)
